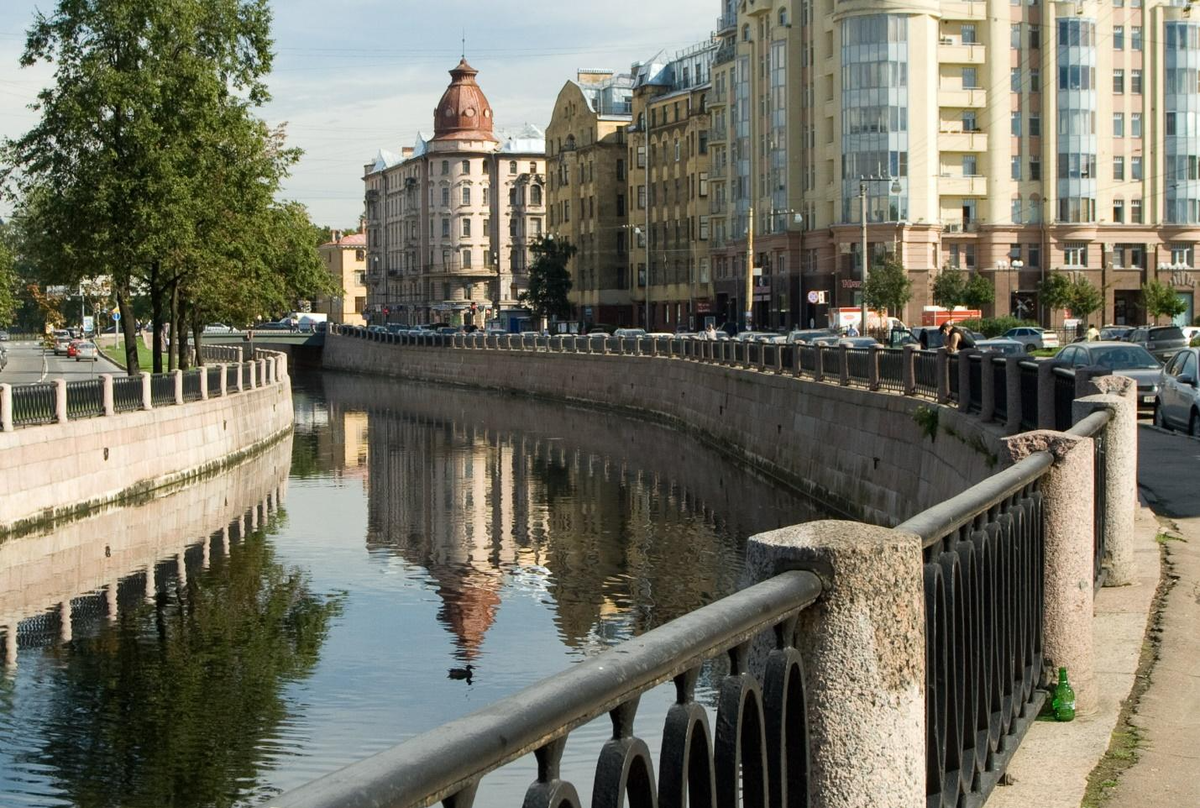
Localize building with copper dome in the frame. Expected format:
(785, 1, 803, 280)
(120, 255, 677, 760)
(363, 60, 547, 328)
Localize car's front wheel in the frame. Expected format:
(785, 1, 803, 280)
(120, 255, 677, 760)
(1155, 401, 1168, 430)
(1027, 343, 1038, 351)
(1190, 410, 1200, 438)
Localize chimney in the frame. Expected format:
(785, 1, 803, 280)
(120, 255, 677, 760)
(331, 229, 340, 242)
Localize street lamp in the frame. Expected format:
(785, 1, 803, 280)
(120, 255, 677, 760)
(858, 175, 903, 333)
(996, 259, 1024, 317)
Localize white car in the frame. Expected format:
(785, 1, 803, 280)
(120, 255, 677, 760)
(74, 341, 100, 361)
(613, 328, 647, 338)
(203, 323, 234, 334)
(1004, 326, 1060, 351)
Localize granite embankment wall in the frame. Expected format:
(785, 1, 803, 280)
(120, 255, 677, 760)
(321, 334, 1007, 525)
(0, 364, 293, 537)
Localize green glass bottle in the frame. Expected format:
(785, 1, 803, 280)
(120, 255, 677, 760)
(1052, 667, 1076, 722)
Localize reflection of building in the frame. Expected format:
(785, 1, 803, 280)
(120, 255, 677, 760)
(363, 60, 546, 328)
(315, 232, 367, 326)
(546, 70, 634, 328)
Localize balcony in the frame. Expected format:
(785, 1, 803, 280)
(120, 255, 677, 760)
(938, 40, 987, 64)
(940, 0, 986, 20)
(938, 87, 987, 108)
(938, 130, 989, 152)
(941, 219, 982, 234)
(939, 175, 988, 196)
(717, 11, 736, 32)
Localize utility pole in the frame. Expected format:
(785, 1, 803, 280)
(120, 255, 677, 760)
(745, 206, 755, 332)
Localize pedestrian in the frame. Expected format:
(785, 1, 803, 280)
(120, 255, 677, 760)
(1086, 324, 1100, 342)
(846, 322, 860, 337)
(938, 320, 976, 354)
(704, 323, 717, 340)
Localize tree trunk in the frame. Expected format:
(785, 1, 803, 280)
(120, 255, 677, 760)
(167, 280, 179, 371)
(116, 284, 139, 376)
(191, 304, 204, 367)
(176, 295, 189, 370)
(150, 261, 164, 374)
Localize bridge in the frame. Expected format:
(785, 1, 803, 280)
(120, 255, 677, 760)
(202, 330, 325, 349)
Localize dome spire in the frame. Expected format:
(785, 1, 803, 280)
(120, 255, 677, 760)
(432, 58, 496, 142)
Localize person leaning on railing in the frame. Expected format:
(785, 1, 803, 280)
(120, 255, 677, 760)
(939, 321, 975, 354)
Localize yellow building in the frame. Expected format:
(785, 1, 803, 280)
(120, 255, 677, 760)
(315, 231, 367, 326)
(707, 0, 1200, 329)
(363, 60, 546, 328)
(627, 43, 718, 332)
(546, 70, 635, 328)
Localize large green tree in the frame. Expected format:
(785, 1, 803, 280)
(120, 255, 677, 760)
(0, 0, 313, 374)
(1041, 273, 1102, 326)
(0, 226, 19, 327)
(961, 273, 996, 311)
(862, 255, 912, 317)
(521, 236, 576, 322)
(931, 269, 967, 309)
(1142, 279, 1187, 323)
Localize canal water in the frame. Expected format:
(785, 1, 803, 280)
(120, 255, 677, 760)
(0, 371, 827, 807)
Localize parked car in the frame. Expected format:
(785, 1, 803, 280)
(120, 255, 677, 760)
(203, 323, 234, 334)
(734, 331, 780, 342)
(51, 329, 73, 355)
(786, 329, 837, 344)
(613, 328, 647, 338)
(74, 341, 99, 362)
(1100, 326, 1134, 342)
(1004, 326, 1060, 351)
(1125, 325, 1188, 363)
(1051, 341, 1163, 412)
(66, 339, 83, 358)
(976, 338, 1026, 355)
(1154, 347, 1200, 435)
(0, 330, 9, 341)
(812, 335, 880, 348)
(0, 346, 7, 371)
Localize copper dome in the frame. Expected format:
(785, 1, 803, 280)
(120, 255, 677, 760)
(432, 59, 497, 142)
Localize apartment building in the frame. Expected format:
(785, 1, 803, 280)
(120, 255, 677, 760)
(546, 70, 634, 327)
(626, 41, 718, 332)
(363, 60, 546, 328)
(705, 0, 1199, 329)
(315, 231, 367, 326)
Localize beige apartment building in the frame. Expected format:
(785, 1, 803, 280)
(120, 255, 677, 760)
(315, 231, 367, 326)
(627, 42, 718, 332)
(705, 0, 1199, 330)
(546, 70, 635, 328)
(363, 60, 546, 328)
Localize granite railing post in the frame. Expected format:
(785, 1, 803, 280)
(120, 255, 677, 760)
(1003, 430, 1097, 712)
(1037, 361, 1057, 429)
(0, 383, 12, 432)
(839, 344, 850, 386)
(1076, 375, 1139, 587)
(234, 363, 244, 392)
(101, 374, 115, 416)
(902, 344, 917, 396)
(936, 348, 950, 403)
(199, 366, 209, 400)
(140, 372, 152, 410)
(1005, 356, 1023, 434)
(54, 378, 68, 423)
(744, 521, 925, 808)
(248, 361, 257, 390)
(979, 354, 995, 422)
(277, 353, 288, 380)
(814, 345, 825, 383)
(219, 364, 228, 396)
(172, 369, 183, 405)
(957, 351, 973, 413)
(868, 344, 881, 391)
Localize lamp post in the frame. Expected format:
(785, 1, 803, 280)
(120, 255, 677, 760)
(996, 258, 1024, 317)
(858, 175, 903, 333)
(770, 209, 803, 328)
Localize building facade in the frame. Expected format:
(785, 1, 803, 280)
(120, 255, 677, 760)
(315, 232, 367, 326)
(627, 42, 718, 332)
(546, 70, 635, 328)
(703, 0, 1199, 330)
(363, 60, 546, 328)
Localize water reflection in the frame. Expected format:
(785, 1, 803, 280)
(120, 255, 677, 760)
(0, 438, 342, 808)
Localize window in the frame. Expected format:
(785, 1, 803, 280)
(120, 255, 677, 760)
(461, 217, 471, 237)
(531, 185, 542, 205)
(461, 160, 470, 174)
(1131, 70, 1142, 94)
(1132, 156, 1142, 180)
(674, 139, 681, 161)
(1064, 242, 1087, 266)
(1028, 244, 1041, 267)
(1113, 199, 1124, 223)
(962, 111, 978, 131)
(1011, 68, 1021, 92)
(1011, 24, 1022, 49)
(461, 186, 471, 205)
(1012, 196, 1023, 222)
(1114, 69, 1124, 94)
(1114, 156, 1125, 180)
(617, 193, 626, 216)
(1011, 156, 1022, 180)
(532, 217, 542, 235)
(699, 171, 709, 197)
(637, 184, 646, 209)
(441, 187, 450, 207)
(441, 160, 450, 175)
(508, 161, 517, 174)
(962, 24, 978, 43)
(1030, 157, 1041, 180)
(1132, 26, 1142, 50)
(1030, 69, 1040, 93)
(1171, 243, 1193, 267)
(1029, 25, 1040, 49)
(963, 155, 978, 176)
(1131, 113, 1142, 138)
(1030, 114, 1041, 137)
(617, 158, 626, 181)
(963, 67, 979, 88)
(530, 162, 537, 174)
(441, 218, 450, 238)
(636, 145, 646, 168)
(1131, 198, 1143, 223)
(461, 249, 472, 268)
(1113, 113, 1124, 138)
(1114, 25, 1124, 49)
(1011, 111, 1022, 136)
(699, 216, 710, 240)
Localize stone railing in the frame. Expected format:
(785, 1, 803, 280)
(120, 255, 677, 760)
(281, 326, 1139, 808)
(0, 347, 292, 536)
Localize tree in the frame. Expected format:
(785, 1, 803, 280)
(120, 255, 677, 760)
(1142, 279, 1187, 323)
(1038, 272, 1074, 314)
(521, 236, 576, 321)
(961, 273, 996, 311)
(931, 269, 967, 309)
(0, 230, 18, 327)
(862, 255, 912, 317)
(1065, 276, 1103, 326)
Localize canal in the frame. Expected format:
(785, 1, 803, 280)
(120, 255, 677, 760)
(0, 371, 827, 807)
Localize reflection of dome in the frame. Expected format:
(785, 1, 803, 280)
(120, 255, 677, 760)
(434, 565, 501, 662)
(432, 59, 497, 143)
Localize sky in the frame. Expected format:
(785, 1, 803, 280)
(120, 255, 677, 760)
(0, 0, 713, 228)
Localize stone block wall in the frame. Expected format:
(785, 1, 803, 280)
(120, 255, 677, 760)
(321, 335, 1007, 525)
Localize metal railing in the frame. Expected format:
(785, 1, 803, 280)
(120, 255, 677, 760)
(845, 347, 871, 387)
(270, 569, 823, 808)
(207, 366, 223, 396)
(879, 348, 905, 393)
(66, 378, 105, 419)
(992, 357, 1008, 423)
(150, 373, 176, 407)
(967, 354, 983, 414)
(11, 382, 57, 427)
(897, 450, 1053, 808)
(1052, 368, 1075, 431)
(113, 375, 143, 413)
(948, 354, 960, 403)
(182, 369, 203, 402)
(914, 351, 939, 398)
(1019, 361, 1039, 430)
(226, 364, 240, 391)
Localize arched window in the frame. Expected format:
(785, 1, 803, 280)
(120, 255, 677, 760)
(461, 159, 470, 174)
(529, 162, 537, 173)
(441, 160, 449, 176)
(508, 160, 517, 174)
(780, 8, 788, 25)
(565, 134, 576, 150)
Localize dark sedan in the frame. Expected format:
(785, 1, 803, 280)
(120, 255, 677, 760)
(1126, 325, 1188, 362)
(1050, 341, 1163, 412)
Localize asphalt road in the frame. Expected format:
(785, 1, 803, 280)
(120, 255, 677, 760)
(0, 340, 115, 385)
(1137, 423, 1200, 519)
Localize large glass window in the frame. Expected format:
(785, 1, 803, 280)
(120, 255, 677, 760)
(1166, 23, 1200, 222)
(1056, 18, 1098, 222)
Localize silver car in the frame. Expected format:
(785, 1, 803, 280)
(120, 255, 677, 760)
(1155, 347, 1200, 436)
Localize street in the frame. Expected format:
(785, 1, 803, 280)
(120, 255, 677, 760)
(0, 340, 116, 385)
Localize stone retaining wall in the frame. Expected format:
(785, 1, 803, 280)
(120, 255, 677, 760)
(0, 355, 293, 537)
(321, 334, 1007, 525)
